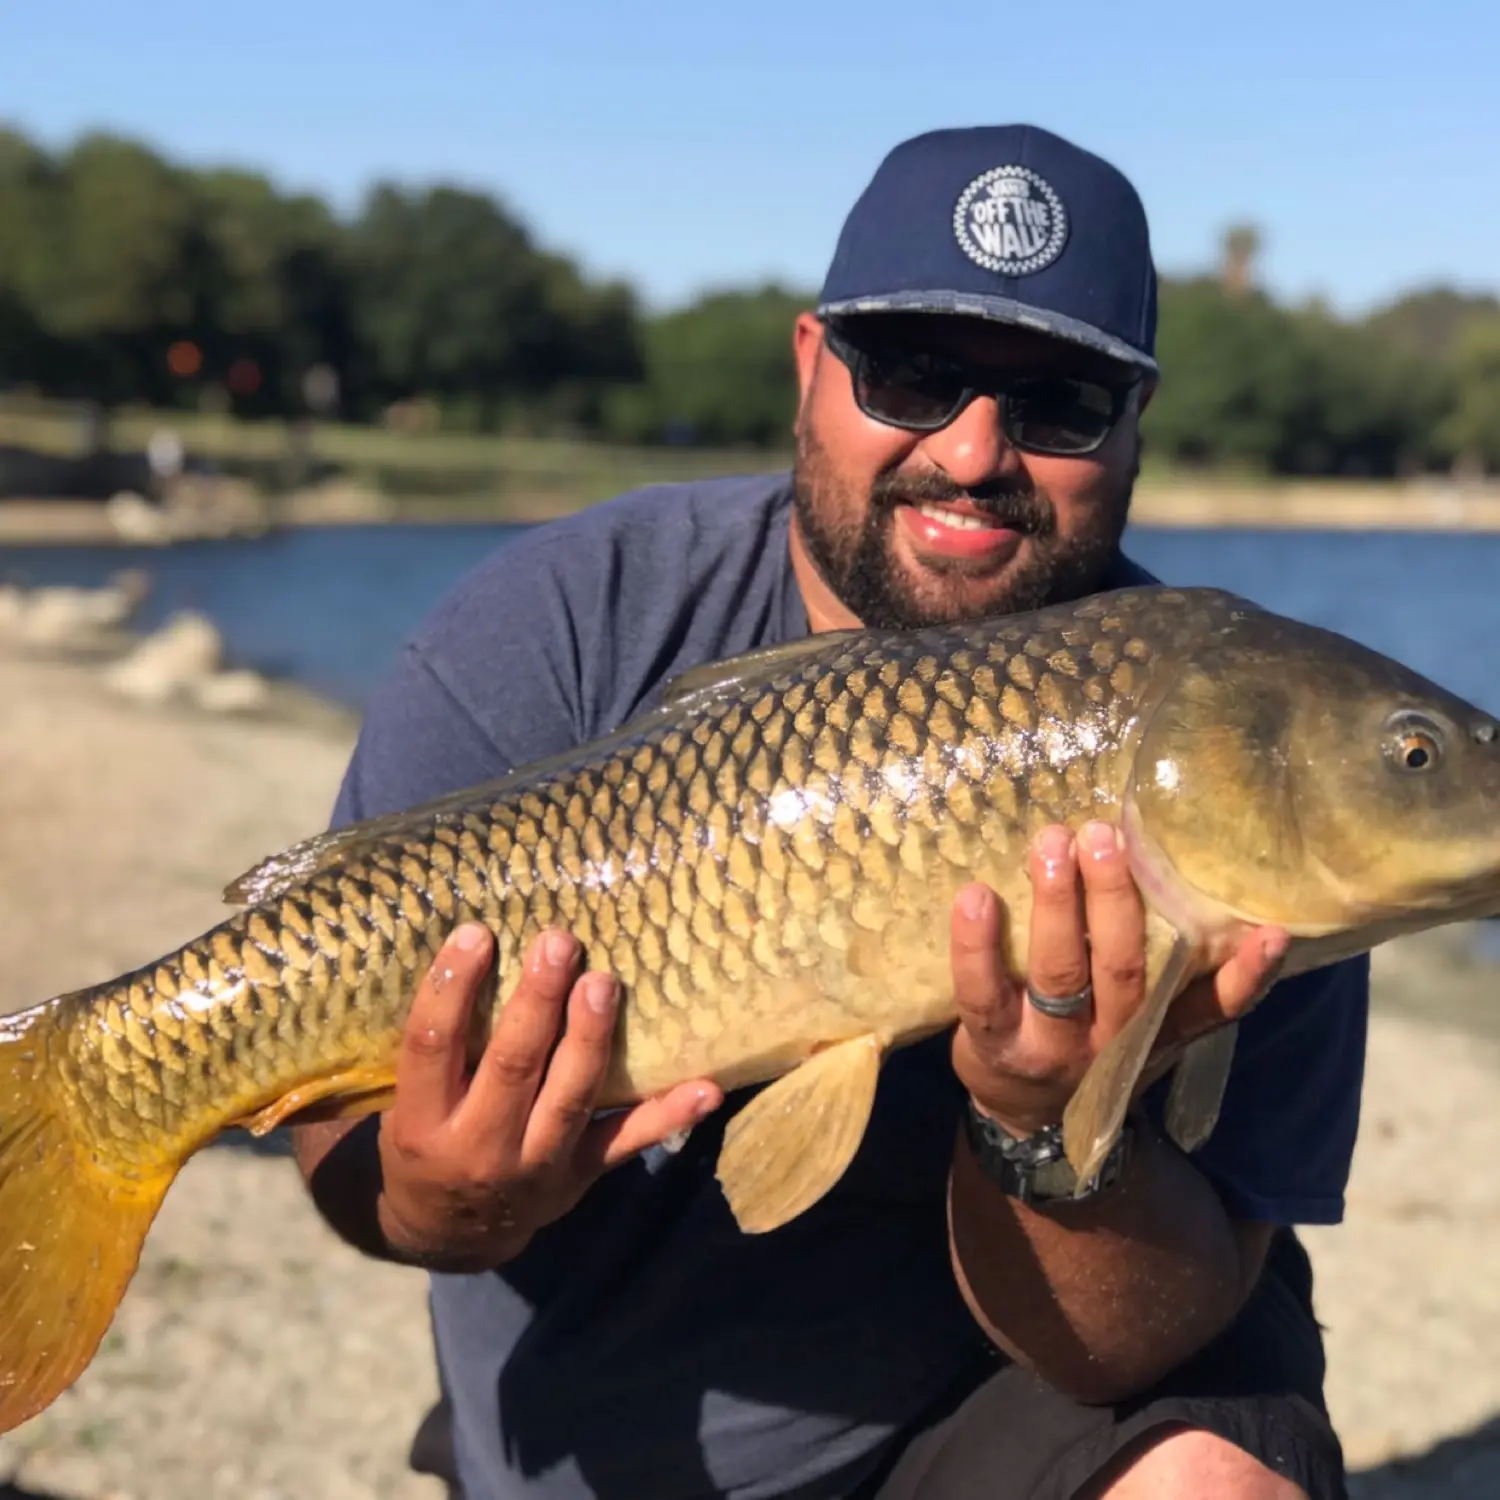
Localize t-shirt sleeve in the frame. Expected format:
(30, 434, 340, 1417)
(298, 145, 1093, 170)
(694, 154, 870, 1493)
(329, 646, 510, 827)
(1173, 954, 1370, 1226)
(328, 541, 589, 829)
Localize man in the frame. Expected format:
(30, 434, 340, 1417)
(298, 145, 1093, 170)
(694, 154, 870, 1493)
(294, 124, 1365, 1500)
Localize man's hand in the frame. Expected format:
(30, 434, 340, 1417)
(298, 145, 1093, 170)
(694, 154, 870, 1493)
(375, 922, 722, 1272)
(943, 819, 1289, 1402)
(949, 820, 1289, 1138)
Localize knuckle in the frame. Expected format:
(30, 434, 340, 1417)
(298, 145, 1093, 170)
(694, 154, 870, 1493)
(384, 1116, 430, 1163)
(483, 1045, 544, 1091)
(1029, 965, 1091, 1005)
(1101, 957, 1147, 993)
(954, 976, 1010, 1024)
(544, 1097, 595, 1137)
(456, 1159, 506, 1194)
(403, 1022, 460, 1061)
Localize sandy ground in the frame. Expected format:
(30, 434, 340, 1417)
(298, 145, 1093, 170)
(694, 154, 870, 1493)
(2, 642, 1500, 1499)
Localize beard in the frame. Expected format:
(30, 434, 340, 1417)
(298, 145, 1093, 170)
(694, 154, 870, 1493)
(791, 418, 1135, 631)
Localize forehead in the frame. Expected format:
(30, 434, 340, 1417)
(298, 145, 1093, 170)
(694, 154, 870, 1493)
(831, 312, 1136, 383)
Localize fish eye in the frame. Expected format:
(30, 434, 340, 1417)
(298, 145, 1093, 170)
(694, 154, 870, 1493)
(1384, 713, 1445, 773)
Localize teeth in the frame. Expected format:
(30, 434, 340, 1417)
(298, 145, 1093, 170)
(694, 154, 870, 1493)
(916, 502, 993, 532)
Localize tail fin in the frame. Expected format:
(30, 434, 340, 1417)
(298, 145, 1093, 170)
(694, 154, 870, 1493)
(0, 1004, 173, 1434)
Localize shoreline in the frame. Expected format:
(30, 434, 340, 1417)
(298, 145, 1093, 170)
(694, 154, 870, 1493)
(5, 475, 1500, 545)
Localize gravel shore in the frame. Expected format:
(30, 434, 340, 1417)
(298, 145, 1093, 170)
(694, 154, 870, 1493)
(2, 642, 1499, 1500)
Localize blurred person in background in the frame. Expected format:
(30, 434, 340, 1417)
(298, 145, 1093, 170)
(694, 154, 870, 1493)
(293, 125, 1365, 1500)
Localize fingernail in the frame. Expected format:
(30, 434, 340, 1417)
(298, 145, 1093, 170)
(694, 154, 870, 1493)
(693, 1085, 718, 1120)
(1037, 826, 1076, 877)
(543, 930, 576, 968)
(959, 885, 991, 922)
(584, 973, 617, 1015)
(1079, 822, 1122, 860)
(1261, 929, 1289, 966)
(453, 924, 487, 952)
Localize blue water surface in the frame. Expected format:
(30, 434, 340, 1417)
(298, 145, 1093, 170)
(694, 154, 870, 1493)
(3, 519, 1495, 714)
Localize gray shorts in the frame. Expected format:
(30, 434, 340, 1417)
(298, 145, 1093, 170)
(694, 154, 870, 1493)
(855, 1229, 1346, 1500)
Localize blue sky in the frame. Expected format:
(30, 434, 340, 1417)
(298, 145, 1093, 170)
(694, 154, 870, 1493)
(2, 0, 1495, 316)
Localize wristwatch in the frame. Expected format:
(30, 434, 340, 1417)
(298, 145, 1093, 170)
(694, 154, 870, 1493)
(962, 1098, 1133, 1205)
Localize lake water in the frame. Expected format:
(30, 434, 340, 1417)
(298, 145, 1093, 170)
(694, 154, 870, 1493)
(4, 516, 1498, 716)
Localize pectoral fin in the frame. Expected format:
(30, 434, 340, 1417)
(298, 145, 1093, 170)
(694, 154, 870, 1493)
(1164, 1023, 1239, 1153)
(1061, 924, 1197, 1189)
(233, 1064, 398, 1137)
(715, 1035, 885, 1234)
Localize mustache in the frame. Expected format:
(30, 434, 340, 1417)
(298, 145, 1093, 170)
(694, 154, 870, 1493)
(869, 469, 1055, 536)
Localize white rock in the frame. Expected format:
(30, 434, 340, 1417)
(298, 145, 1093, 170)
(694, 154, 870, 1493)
(191, 670, 271, 715)
(103, 612, 223, 703)
(107, 491, 172, 545)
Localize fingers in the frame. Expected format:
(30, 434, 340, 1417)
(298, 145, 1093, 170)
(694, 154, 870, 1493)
(950, 883, 1023, 1049)
(394, 923, 496, 1138)
(522, 971, 621, 1163)
(1022, 826, 1094, 1042)
(459, 929, 579, 1145)
(578, 1080, 723, 1174)
(1170, 926, 1289, 1042)
(1074, 821, 1147, 1043)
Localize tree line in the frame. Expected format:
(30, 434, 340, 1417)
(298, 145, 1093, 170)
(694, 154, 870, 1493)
(1, 127, 1497, 475)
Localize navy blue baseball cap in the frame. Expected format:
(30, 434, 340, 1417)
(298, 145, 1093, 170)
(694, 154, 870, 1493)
(818, 124, 1159, 376)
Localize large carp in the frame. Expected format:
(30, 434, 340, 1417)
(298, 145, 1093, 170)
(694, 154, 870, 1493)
(2, 585, 1499, 1432)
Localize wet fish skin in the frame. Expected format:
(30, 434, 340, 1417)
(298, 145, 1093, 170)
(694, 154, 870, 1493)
(48, 583, 1180, 1179)
(5, 583, 1500, 1436)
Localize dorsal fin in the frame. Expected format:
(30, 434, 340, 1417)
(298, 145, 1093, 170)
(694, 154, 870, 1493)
(660, 630, 865, 712)
(221, 781, 508, 906)
(227, 629, 866, 909)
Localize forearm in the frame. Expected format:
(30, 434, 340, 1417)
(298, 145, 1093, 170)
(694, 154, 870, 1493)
(291, 1114, 542, 1273)
(948, 1117, 1272, 1404)
(292, 1117, 414, 1264)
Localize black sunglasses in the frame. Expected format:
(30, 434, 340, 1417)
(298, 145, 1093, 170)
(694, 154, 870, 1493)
(821, 323, 1139, 458)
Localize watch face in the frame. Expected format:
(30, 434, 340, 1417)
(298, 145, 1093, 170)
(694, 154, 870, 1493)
(965, 1100, 1130, 1204)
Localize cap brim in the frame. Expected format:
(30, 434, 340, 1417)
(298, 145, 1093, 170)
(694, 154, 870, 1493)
(816, 289, 1159, 377)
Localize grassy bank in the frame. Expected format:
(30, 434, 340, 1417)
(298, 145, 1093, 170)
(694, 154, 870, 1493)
(4, 397, 1499, 538)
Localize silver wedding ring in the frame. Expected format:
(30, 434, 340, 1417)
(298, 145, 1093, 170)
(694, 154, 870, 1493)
(1026, 980, 1093, 1019)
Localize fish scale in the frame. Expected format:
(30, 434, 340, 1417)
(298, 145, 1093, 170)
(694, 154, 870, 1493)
(11, 583, 1500, 1435)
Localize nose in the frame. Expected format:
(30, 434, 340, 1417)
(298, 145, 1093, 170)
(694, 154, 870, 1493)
(914, 395, 1025, 489)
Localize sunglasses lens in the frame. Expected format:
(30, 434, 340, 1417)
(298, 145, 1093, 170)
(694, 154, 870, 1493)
(1004, 377, 1119, 454)
(828, 327, 1129, 452)
(853, 348, 966, 430)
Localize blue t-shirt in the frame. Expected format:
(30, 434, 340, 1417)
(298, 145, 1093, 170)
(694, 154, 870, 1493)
(330, 472, 1368, 1500)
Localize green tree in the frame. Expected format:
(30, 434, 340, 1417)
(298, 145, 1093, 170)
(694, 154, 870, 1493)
(347, 184, 642, 428)
(1147, 278, 1447, 477)
(0, 131, 75, 390)
(1440, 316, 1500, 472)
(605, 283, 810, 447)
(34, 135, 207, 402)
(190, 172, 359, 414)
(1365, 287, 1500, 363)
